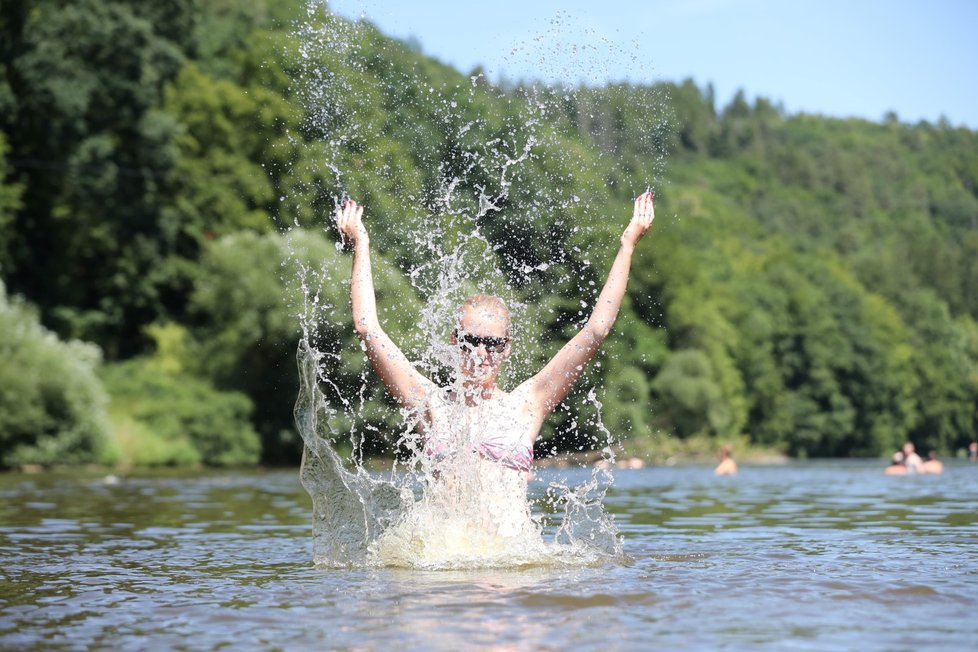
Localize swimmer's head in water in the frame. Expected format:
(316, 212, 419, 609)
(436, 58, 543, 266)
(453, 294, 512, 381)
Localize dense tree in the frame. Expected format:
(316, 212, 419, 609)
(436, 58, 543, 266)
(0, 133, 24, 265)
(1, 0, 191, 354)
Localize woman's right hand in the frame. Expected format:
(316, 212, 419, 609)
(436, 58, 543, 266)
(336, 199, 367, 247)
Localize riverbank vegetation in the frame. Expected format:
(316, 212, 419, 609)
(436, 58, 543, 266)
(2, 1, 976, 468)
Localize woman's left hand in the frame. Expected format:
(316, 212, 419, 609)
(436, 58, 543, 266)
(621, 191, 655, 249)
(336, 199, 367, 248)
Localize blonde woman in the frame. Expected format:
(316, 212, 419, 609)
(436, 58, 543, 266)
(335, 194, 654, 544)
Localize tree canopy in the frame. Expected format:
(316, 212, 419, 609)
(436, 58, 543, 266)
(1, 1, 975, 466)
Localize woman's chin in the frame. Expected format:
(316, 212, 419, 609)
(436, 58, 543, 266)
(461, 365, 494, 381)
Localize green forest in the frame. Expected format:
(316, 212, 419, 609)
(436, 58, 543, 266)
(2, 0, 977, 469)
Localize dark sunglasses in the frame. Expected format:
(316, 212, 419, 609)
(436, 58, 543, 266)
(454, 330, 510, 353)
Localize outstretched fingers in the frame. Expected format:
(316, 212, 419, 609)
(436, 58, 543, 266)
(335, 199, 365, 244)
(634, 191, 654, 226)
(621, 192, 655, 247)
(338, 198, 358, 221)
(630, 191, 655, 233)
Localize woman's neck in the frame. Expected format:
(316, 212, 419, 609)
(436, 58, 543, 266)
(458, 380, 497, 405)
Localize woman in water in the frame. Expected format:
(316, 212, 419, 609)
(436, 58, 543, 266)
(335, 194, 654, 555)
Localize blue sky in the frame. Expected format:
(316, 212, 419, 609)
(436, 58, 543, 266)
(323, 0, 978, 128)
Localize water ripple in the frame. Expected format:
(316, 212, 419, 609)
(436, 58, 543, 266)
(1, 463, 977, 651)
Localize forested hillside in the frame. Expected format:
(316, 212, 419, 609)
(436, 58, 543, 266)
(2, 0, 976, 467)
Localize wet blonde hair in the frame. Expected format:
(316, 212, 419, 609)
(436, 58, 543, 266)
(458, 294, 512, 337)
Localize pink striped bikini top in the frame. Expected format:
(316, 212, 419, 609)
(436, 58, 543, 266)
(423, 388, 534, 472)
(474, 430, 534, 472)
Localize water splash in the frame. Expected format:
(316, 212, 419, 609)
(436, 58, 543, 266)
(287, 2, 668, 569)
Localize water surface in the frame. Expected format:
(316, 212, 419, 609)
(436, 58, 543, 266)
(1, 461, 975, 650)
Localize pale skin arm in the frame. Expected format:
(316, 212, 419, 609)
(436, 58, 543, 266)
(521, 193, 655, 430)
(335, 200, 434, 411)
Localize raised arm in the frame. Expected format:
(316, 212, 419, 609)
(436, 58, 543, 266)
(336, 200, 434, 410)
(522, 193, 655, 421)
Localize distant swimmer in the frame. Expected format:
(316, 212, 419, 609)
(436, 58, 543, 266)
(902, 441, 922, 473)
(920, 451, 944, 474)
(617, 457, 645, 469)
(969, 442, 977, 463)
(885, 451, 907, 475)
(714, 446, 737, 476)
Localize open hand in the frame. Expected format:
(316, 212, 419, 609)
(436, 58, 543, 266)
(335, 199, 367, 247)
(621, 191, 655, 248)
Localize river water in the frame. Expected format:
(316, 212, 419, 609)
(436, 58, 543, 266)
(1, 461, 975, 650)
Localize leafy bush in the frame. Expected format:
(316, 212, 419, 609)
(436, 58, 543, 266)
(101, 351, 261, 467)
(0, 283, 114, 467)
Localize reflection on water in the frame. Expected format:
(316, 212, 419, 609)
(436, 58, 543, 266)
(1, 462, 976, 650)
